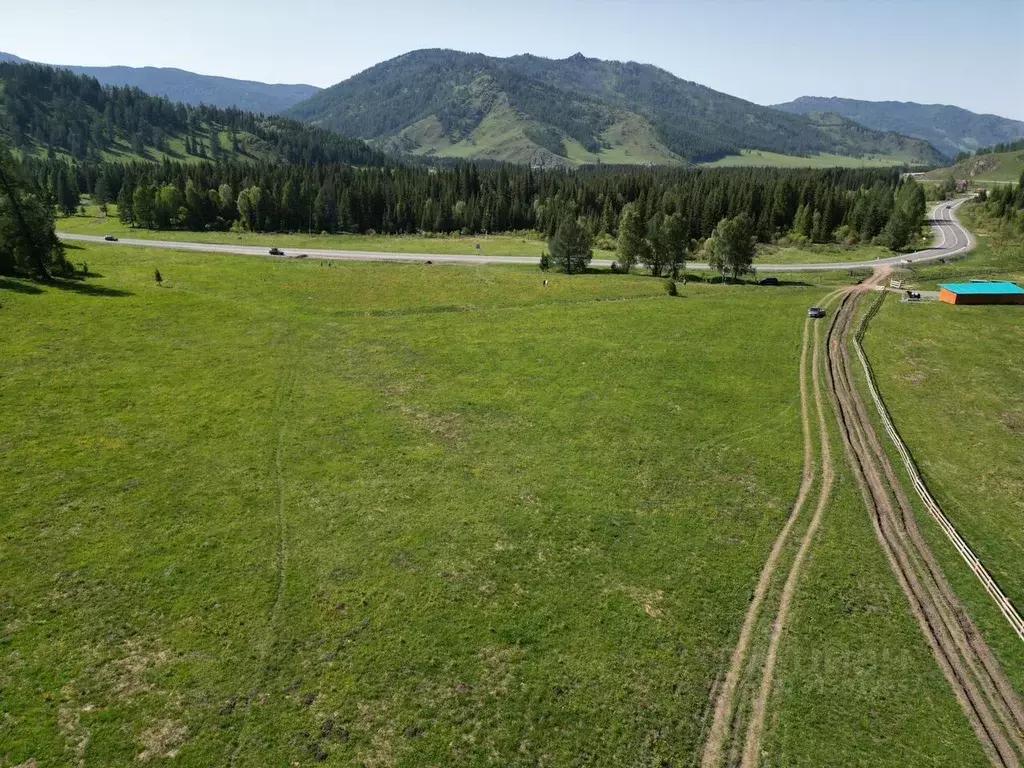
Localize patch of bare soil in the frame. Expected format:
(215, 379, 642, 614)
(136, 720, 188, 761)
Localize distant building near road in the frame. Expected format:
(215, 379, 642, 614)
(955, 179, 969, 193)
(938, 282, 1024, 305)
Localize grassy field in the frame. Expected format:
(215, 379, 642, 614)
(756, 243, 894, 265)
(761, 442, 990, 766)
(2, 240, 1005, 764)
(1, 244, 822, 765)
(704, 149, 910, 169)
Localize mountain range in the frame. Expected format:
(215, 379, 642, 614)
(773, 96, 1024, 158)
(283, 49, 943, 168)
(5, 48, 1021, 170)
(0, 51, 319, 115)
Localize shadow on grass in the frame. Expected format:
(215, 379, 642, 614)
(687, 275, 816, 288)
(0, 278, 44, 295)
(49, 279, 133, 298)
(0, 274, 132, 298)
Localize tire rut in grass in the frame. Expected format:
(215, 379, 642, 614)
(702, 287, 854, 768)
(739, 310, 837, 768)
(823, 274, 1024, 768)
(228, 360, 300, 765)
(699, 316, 817, 768)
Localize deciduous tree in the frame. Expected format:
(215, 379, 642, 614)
(705, 213, 757, 281)
(616, 202, 648, 272)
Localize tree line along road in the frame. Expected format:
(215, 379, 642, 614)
(57, 200, 974, 273)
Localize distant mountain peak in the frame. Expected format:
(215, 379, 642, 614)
(285, 49, 943, 168)
(0, 51, 319, 114)
(773, 96, 1024, 158)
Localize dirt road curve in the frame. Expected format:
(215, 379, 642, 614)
(824, 273, 1024, 768)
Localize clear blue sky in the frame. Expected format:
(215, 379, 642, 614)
(4, 0, 1023, 119)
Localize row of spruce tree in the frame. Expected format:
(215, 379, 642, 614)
(21, 154, 928, 250)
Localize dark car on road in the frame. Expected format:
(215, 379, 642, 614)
(104, 235, 118, 242)
(269, 247, 284, 256)
(808, 306, 826, 319)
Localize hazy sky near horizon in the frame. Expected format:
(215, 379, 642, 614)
(4, 0, 1023, 119)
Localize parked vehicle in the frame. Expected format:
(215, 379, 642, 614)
(807, 306, 826, 319)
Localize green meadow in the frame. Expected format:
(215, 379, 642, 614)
(0, 235, 1009, 765)
(56, 206, 612, 260)
(2, 245, 816, 765)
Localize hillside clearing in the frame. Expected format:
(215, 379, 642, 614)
(703, 149, 912, 169)
(922, 149, 1024, 184)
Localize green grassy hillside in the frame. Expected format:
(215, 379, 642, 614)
(922, 148, 1024, 184)
(18, 123, 278, 166)
(286, 49, 943, 168)
(704, 149, 910, 169)
(379, 88, 683, 167)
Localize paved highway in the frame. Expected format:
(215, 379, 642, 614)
(57, 199, 974, 273)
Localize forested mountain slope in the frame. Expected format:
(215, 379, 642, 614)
(0, 62, 384, 166)
(773, 96, 1024, 159)
(0, 50, 319, 114)
(286, 49, 943, 167)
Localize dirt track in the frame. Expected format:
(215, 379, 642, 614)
(739, 303, 837, 767)
(699, 316, 817, 768)
(701, 290, 844, 768)
(703, 266, 1024, 767)
(824, 272, 1024, 767)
